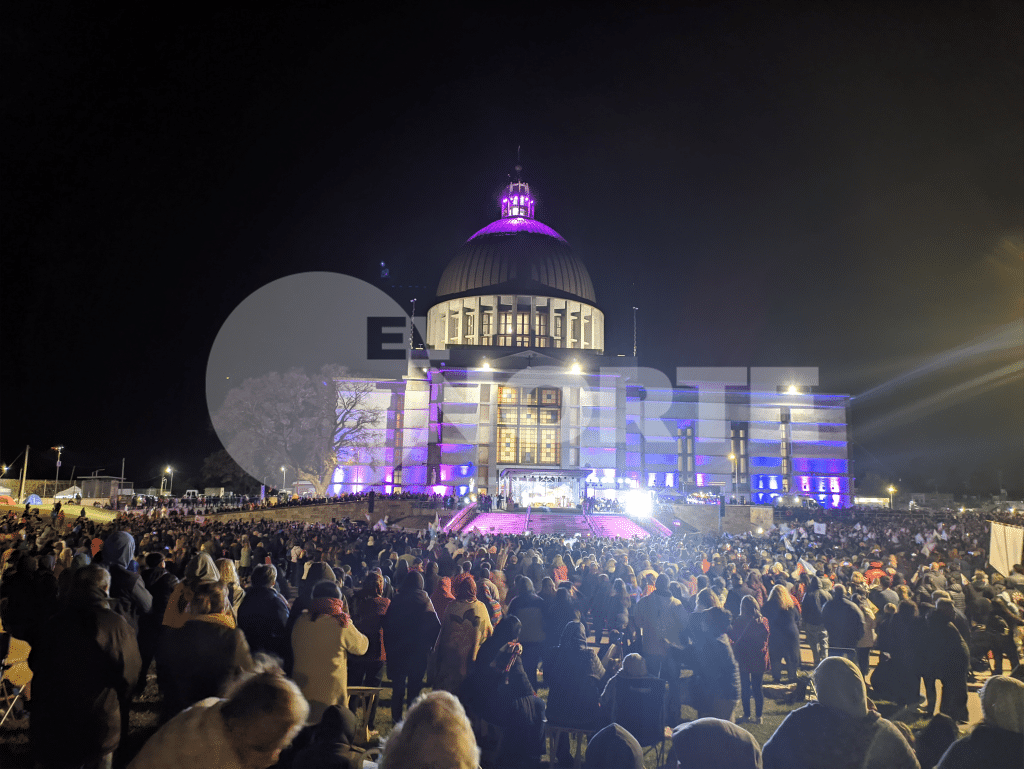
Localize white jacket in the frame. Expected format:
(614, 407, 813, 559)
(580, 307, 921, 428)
(127, 698, 244, 769)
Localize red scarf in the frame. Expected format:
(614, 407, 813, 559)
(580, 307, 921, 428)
(310, 596, 350, 627)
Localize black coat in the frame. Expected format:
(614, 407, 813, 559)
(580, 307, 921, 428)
(156, 617, 255, 719)
(381, 584, 441, 672)
(237, 584, 290, 657)
(821, 596, 865, 649)
(28, 589, 142, 766)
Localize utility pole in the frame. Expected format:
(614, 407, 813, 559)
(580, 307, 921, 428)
(17, 445, 29, 503)
(632, 306, 638, 358)
(52, 445, 64, 501)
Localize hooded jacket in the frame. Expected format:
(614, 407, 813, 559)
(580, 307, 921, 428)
(584, 723, 644, 769)
(545, 621, 605, 728)
(671, 717, 763, 769)
(763, 657, 919, 769)
(101, 531, 153, 633)
(163, 553, 228, 629)
(935, 676, 1024, 768)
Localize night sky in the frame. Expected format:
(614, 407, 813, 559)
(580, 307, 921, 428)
(3, 3, 1022, 494)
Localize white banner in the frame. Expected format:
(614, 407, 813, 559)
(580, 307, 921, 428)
(813, 523, 827, 535)
(989, 521, 1024, 577)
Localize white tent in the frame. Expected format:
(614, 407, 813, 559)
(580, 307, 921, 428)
(55, 485, 83, 499)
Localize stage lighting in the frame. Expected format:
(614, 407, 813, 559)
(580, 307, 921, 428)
(623, 489, 653, 518)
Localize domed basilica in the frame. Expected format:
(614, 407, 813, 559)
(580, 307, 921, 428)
(329, 177, 852, 530)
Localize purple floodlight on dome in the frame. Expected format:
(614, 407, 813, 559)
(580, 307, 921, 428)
(466, 217, 567, 243)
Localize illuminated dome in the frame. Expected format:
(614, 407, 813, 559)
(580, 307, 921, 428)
(436, 182, 597, 304)
(428, 180, 604, 353)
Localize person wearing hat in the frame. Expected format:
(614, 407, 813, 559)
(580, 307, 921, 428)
(764, 656, 918, 769)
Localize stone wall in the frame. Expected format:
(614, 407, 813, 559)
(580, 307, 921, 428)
(662, 503, 774, 535)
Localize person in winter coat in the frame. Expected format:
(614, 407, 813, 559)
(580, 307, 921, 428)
(584, 723, 645, 769)
(382, 571, 441, 723)
(138, 552, 179, 688)
(633, 573, 685, 678)
(237, 563, 291, 658)
(292, 580, 369, 724)
(463, 615, 547, 768)
(546, 620, 606, 765)
(128, 658, 309, 769)
(853, 587, 877, 675)
(157, 580, 256, 721)
(286, 704, 365, 769)
(544, 585, 582, 669)
(348, 571, 390, 731)
(922, 599, 970, 722)
(508, 575, 547, 689)
(801, 574, 832, 667)
(102, 530, 153, 634)
(762, 656, 919, 769)
(1, 554, 58, 644)
(164, 552, 229, 629)
(935, 675, 1024, 769)
(762, 584, 801, 683)
(690, 606, 741, 722)
(29, 564, 142, 769)
(821, 584, 865, 661)
(217, 557, 246, 615)
(430, 575, 456, 623)
(729, 594, 770, 723)
(432, 575, 493, 694)
(670, 717, 764, 769)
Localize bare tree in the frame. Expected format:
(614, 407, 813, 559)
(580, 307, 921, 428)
(213, 364, 383, 497)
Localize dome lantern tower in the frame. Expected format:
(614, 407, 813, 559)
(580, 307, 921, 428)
(501, 180, 535, 219)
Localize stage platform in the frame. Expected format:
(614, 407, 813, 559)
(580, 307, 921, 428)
(456, 507, 659, 538)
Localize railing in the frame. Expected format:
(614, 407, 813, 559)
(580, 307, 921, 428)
(442, 502, 478, 534)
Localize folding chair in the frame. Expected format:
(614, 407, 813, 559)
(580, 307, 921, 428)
(1, 632, 30, 727)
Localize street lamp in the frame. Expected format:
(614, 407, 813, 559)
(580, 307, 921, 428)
(52, 445, 64, 500)
(888, 485, 896, 510)
(728, 453, 738, 497)
(166, 466, 174, 496)
(281, 466, 287, 494)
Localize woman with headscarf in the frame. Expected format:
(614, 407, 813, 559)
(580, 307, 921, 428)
(935, 675, 1024, 768)
(432, 575, 493, 694)
(292, 580, 370, 724)
(348, 572, 390, 732)
(546, 620, 605, 765)
(382, 571, 441, 723)
(763, 656, 919, 769)
(431, 575, 456, 622)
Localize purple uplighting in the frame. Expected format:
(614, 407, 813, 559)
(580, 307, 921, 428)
(466, 217, 567, 243)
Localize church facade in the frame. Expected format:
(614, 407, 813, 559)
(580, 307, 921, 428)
(330, 179, 852, 509)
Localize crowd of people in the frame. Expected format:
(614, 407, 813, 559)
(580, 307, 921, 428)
(1, 502, 1023, 769)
